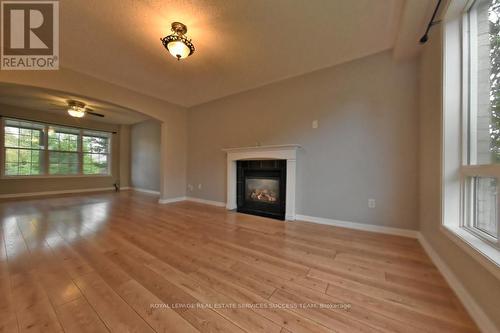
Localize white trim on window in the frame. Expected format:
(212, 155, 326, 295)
(441, 224, 500, 280)
(443, 12, 463, 232)
(442, 0, 500, 273)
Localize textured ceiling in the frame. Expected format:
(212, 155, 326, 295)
(0, 84, 150, 125)
(59, 0, 407, 107)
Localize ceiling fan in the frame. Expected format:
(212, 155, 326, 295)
(66, 100, 104, 118)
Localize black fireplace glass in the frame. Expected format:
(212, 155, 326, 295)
(236, 160, 286, 220)
(245, 177, 280, 204)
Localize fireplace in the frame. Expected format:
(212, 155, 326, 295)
(224, 144, 299, 220)
(237, 160, 286, 220)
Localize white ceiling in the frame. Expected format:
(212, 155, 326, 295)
(0, 84, 150, 125)
(60, 0, 410, 107)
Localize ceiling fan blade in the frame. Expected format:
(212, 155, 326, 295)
(86, 110, 105, 118)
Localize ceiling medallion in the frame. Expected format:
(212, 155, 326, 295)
(161, 22, 195, 60)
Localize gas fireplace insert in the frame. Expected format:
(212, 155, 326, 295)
(236, 159, 286, 220)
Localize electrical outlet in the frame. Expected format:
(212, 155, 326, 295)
(187, 184, 193, 191)
(198, 184, 202, 190)
(312, 120, 319, 129)
(368, 199, 376, 208)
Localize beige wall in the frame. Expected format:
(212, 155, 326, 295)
(188, 51, 419, 230)
(419, 26, 500, 330)
(0, 104, 122, 195)
(119, 124, 131, 188)
(130, 120, 161, 192)
(0, 69, 187, 200)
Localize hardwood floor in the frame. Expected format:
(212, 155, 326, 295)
(0, 191, 478, 332)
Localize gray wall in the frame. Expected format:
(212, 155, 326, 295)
(0, 104, 123, 195)
(419, 26, 500, 330)
(119, 124, 131, 188)
(188, 51, 419, 230)
(130, 120, 161, 192)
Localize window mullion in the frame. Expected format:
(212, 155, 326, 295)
(461, 164, 500, 178)
(44, 125, 49, 175)
(78, 129, 83, 175)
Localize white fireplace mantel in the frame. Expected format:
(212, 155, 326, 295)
(223, 144, 300, 220)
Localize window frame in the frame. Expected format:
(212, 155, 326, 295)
(442, 0, 500, 279)
(3, 123, 45, 176)
(461, 171, 500, 248)
(460, 0, 500, 249)
(82, 132, 112, 176)
(0, 117, 112, 179)
(48, 126, 81, 176)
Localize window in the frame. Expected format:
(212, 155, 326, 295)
(3, 119, 45, 176)
(83, 132, 110, 175)
(462, 0, 500, 246)
(1, 118, 112, 177)
(48, 127, 79, 175)
(473, 177, 498, 236)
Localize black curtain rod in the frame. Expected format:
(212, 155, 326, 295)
(420, 0, 444, 44)
(0, 115, 117, 134)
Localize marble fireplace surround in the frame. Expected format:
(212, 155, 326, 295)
(222, 144, 300, 220)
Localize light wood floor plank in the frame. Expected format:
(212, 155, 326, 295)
(0, 191, 480, 333)
(116, 279, 199, 333)
(188, 266, 336, 333)
(5, 223, 64, 333)
(74, 272, 155, 333)
(54, 297, 109, 333)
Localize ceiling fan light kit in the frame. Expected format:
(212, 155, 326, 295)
(66, 100, 104, 118)
(67, 100, 86, 118)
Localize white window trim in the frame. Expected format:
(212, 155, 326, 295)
(442, 0, 500, 280)
(1, 117, 113, 178)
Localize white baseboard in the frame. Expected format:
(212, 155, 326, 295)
(158, 196, 186, 204)
(157, 196, 226, 206)
(130, 187, 160, 195)
(295, 214, 419, 238)
(185, 197, 227, 207)
(120, 186, 131, 190)
(0, 187, 115, 199)
(417, 233, 498, 333)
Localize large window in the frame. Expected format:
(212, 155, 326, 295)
(462, 0, 500, 246)
(1, 118, 111, 177)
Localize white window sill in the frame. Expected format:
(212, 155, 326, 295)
(441, 225, 500, 280)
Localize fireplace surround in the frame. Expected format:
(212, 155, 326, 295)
(223, 144, 299, 220)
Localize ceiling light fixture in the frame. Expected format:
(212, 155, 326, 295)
(67, 100, 86, 118)
(161, 22, 195, 60)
